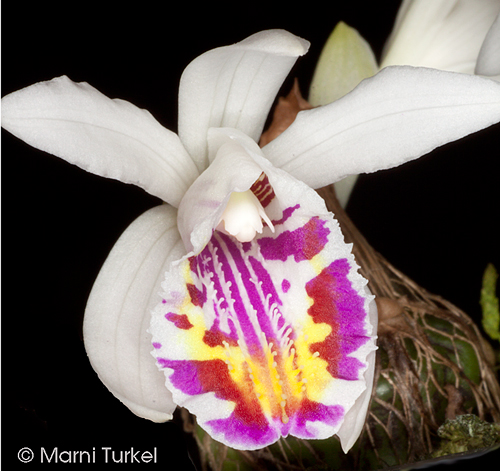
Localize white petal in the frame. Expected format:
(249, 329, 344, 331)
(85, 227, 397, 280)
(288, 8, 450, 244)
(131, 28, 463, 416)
(263, 66, 500, 189)
(178, 30, 309, 172)
(83, 204, 185, 422)
(476, 12, 500, 76)
(1, 76, 199, 207)
(177, 128, 265, 253)
(381, 0, 500, 73)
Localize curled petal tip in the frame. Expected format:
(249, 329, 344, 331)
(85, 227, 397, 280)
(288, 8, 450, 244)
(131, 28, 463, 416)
(240, 29, 310, 57)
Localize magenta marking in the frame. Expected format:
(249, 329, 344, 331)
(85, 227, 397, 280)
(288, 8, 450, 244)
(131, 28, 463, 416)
(306, 258, 369, 381)
(248, 256, 282, 306)
(290, 401, 344, 438)
(165, 313, 194, 330)
(258, 217, 330, 262)
(281, 279, 291, 293)
(207, 412, 279, 449)
(271, 204, 300, 226)
(187, 282, 207, 307)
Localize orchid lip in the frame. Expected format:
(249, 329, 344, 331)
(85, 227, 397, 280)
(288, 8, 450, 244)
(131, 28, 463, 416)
(152, 177, 377, 449)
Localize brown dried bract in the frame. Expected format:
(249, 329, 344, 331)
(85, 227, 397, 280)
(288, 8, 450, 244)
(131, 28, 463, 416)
(259, 79, 312, 147)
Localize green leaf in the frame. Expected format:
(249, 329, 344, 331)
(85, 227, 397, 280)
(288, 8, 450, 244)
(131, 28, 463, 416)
(480, 263, 500, 341)
(309, 21, 378, 107)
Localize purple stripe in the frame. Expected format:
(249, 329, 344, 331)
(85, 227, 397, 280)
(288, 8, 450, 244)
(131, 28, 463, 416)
(196, 242, 228, 311)
(217, 232, 284, 345)
(210, 234, 263, 352)
(248, 255, 286, 333)
(248, 256, 282, 306)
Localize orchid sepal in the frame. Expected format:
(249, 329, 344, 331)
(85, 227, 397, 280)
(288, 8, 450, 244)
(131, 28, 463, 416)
(1, 76, 199, 208)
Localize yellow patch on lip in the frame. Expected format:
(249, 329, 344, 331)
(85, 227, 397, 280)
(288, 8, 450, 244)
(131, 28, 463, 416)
(220, 313, 333, 423)
(291, 316, 332, 403)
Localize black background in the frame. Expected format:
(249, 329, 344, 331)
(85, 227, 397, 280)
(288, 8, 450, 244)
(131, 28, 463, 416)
(2, 1, 499, 469)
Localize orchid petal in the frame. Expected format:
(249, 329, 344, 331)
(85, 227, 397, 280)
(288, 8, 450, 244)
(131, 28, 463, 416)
(381, 0, 500, 73)
(1, 76, 199, 207)
(178, 30, 309, 171)
(476, 12, 500, 77)
(309, 22, 378, 106)
(263, 66, 500, 189)
(83, 204, 185, 422)
(151, 136, 377, 450)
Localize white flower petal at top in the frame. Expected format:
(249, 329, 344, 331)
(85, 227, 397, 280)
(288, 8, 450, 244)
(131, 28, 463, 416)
(263, 66, 500, 190)
(177, 29, 310, 172)
(84, 204, 185, 422)
(476, 12, 500, 78)
(381, 0, 500, 73)
(1, 76, 199, 208)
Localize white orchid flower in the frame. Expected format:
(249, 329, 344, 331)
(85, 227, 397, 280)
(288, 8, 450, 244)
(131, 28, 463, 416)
(2, 29, 500, 452)
(311, 0, 500, 206)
